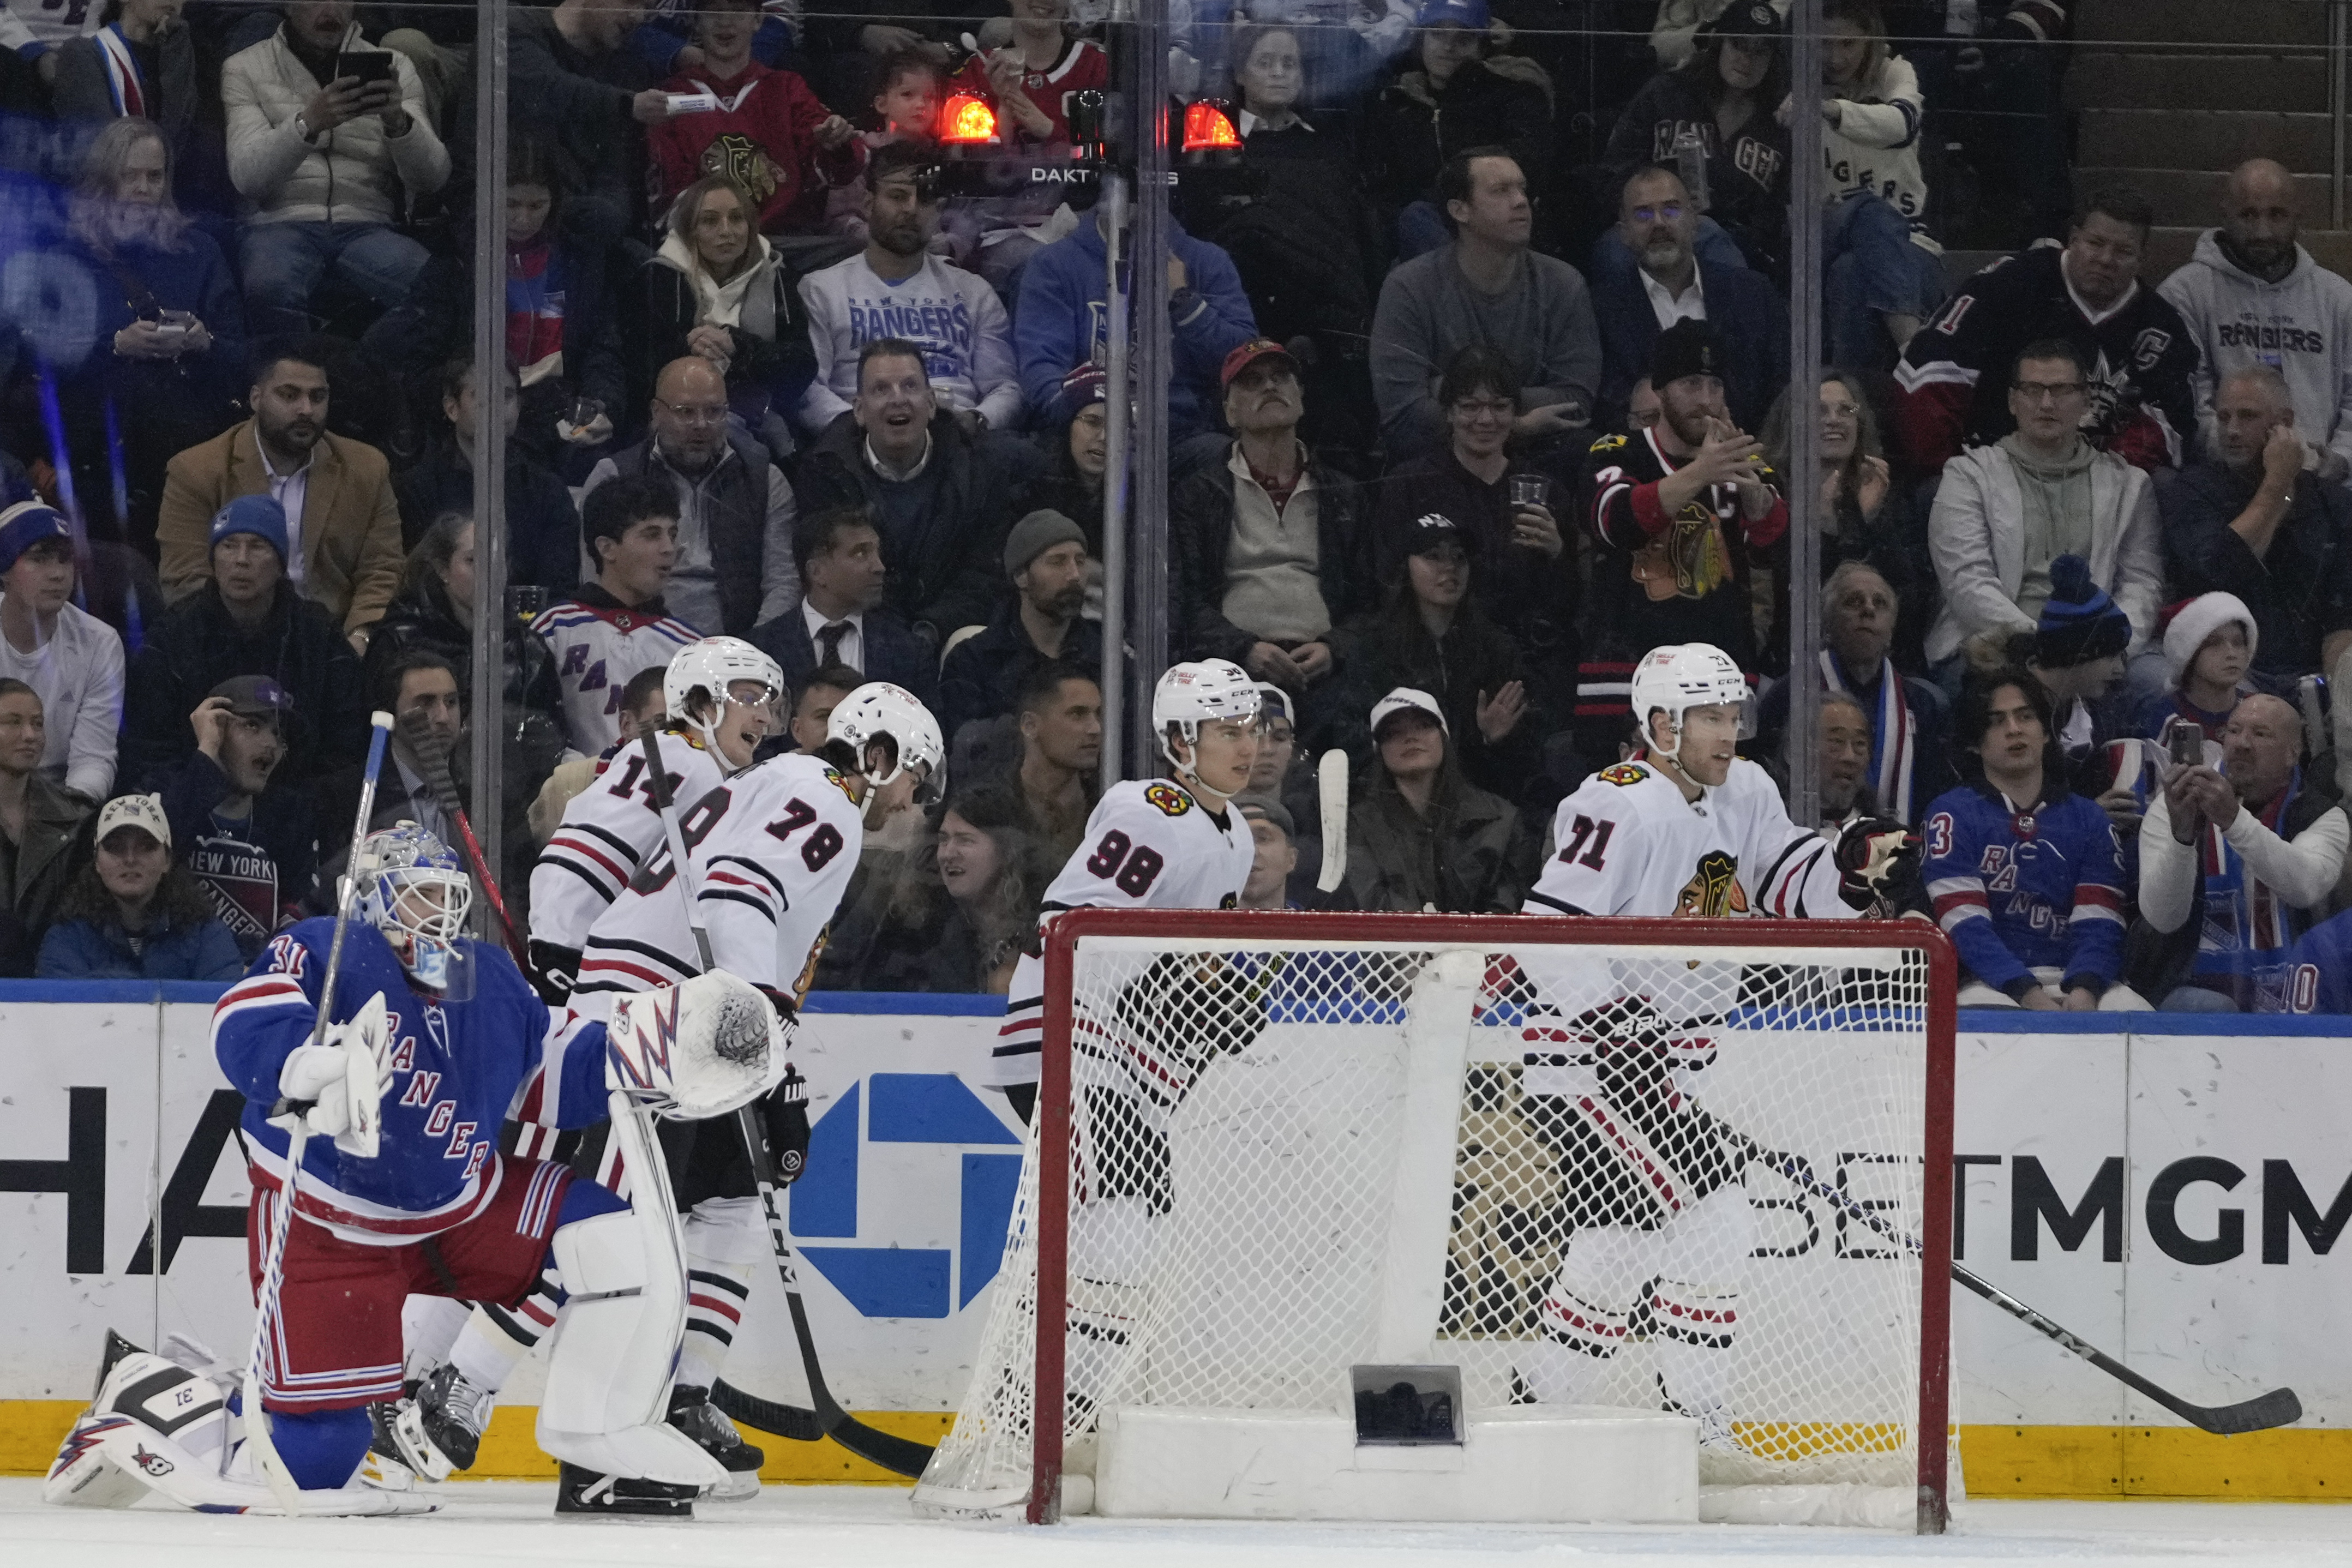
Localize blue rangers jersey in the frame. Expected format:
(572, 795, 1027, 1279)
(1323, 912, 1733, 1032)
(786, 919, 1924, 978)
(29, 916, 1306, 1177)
(1922, 780, 2127, 996)
(212, 921, 608, 1246)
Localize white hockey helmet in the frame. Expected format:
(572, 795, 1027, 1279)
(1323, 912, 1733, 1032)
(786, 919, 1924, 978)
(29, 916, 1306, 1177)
(665, 636, 784, 751)
(352, 821, 472, 990)
(826, 681, 944, 791)
(1153, 659, 1262, 771)
(1629, 642, 1749, 761)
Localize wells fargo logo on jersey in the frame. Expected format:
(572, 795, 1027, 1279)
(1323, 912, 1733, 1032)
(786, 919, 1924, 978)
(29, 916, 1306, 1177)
(1673, 850, 1749, 918)
(1599, 763, 1648, 787)
(1144, 783, 1192, 817)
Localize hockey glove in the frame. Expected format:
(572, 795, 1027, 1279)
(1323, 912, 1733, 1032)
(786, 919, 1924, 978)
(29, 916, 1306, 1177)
(525, 939, 581, 1007)
(764, 1061, 812, 1187)
(274, 993, 393, 1157)
(1834, 816, 1921, 911)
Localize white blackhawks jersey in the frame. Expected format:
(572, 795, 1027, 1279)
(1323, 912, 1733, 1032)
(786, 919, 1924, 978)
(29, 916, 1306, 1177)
(1517, 752, 1853, 1052)
(991, 777, 1256, 1088)
(571, 752, 865, 1018)
(528, 732, 733, 952)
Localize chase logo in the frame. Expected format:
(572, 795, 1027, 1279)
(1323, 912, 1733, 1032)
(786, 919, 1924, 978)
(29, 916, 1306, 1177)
(787, 1073, 1023, 1318)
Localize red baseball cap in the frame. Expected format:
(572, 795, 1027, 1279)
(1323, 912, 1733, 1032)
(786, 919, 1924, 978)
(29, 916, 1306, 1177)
(1220, 337, 1298, 389)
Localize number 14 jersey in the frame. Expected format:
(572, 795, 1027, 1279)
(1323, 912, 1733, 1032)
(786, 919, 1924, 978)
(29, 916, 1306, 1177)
(991, 777, 1257, 1089)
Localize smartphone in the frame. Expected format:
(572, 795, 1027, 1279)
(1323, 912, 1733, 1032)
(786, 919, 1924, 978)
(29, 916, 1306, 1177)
(334, 50, 397, 86)
(2166, 717, 2204, 768)
(152, 308, 193, 339)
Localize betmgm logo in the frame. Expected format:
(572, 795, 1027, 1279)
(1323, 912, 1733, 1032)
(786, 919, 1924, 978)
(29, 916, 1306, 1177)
(788, 1074, 1024, 1319)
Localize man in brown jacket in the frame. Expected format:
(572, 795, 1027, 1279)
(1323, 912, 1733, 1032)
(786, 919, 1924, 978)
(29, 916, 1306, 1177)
(154, 344, 405, 648)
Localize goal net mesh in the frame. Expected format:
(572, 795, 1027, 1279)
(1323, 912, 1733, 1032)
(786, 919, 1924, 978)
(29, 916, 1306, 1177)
(915, 924, 1942, 1518)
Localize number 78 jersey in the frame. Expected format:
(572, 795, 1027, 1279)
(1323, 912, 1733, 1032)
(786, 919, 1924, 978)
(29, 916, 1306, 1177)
(573, 751, 865, 1017)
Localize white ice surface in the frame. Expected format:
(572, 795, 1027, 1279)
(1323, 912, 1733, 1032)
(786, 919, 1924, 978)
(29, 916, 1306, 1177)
(4, 1480, 2348, 1568)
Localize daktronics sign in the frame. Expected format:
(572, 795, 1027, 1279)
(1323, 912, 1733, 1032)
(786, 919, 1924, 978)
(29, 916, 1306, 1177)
(1953, 1154, 2352, 1265)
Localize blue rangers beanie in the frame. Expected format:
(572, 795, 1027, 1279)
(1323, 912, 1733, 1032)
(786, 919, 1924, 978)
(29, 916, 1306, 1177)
(2035, 554, 2132, 668)
(0, 501, 71, 575)
(209, 494, 290, 565)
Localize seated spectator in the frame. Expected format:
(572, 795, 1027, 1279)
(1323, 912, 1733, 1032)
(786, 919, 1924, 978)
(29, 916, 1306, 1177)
(122, 496, 367, 789)
(1807, 689, 1879, 833)
(2143, 592, 2259, 747)
(818, 783, 1045, 993)
(1170, 339, 1373, 742)
(0, 503, 124, 802)
(56, 117, 246, 555)
(1756, 561, 1950, 825)
(1760, 370, 1922, 659)
(0, 678, 96, 975)
(2158, 367, 2352, 682)
(748, 504, 935, 704)
(648, 0, 861, 235)
(533, 477, 701, 756)
(37, 791, 242, 980)
(2138, 694, 2349, 1012)
(1344, 686, 1534, 914)
(2159, 158, 2352, 483)
(1342, 509, 1537, 798)
(784, 660, 861, 754)
(1925, 342, 2162, 672)
(1243, 682, 1325, 883)
(1576, 320, 1785, 761)
(583, 356, 798, 638)
(936, 509, 1101, 748)
(529, 664, 666, 846)
(221, 0, 449, 339)
(645, 174, 818, 449)
(1237, 794, 1300, 910)
(823, 49, 945, 243)
(1604, 2, 1790, 280)
(1921, 671, 2146, 1011)
(1812, 0, 1945, 369)
(1015, 201, 1257, 449)
(798, 144, 1022, 437)
(1360, 0, 1552, 259)
(392, 358, 581, 589)
(1007, 663, 1101, 864)
(365, 650, 464, 841)
(1895, 186, 2198, 473)
(1374, 346, 1576, 691)
(155, 341, 406, 646)
(1369, 148, 1600, 457)
(52, 3, 201, 180)
(948, 0, 1107, 151)
(153, 674, 320, 954)
(1016, 367, 1109, 604)
(1974, 561, 2139, 811)
(1594, 165, 1785, 431)
(794, 338, 1019, 645)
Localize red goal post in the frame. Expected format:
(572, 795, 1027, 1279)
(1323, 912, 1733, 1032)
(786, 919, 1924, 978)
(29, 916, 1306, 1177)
(1001, 910, 1955, 1530)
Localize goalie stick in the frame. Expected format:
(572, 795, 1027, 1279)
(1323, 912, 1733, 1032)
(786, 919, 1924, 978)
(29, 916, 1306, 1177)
(401, 716, 529, 973)
(1314, 748, 1347, 896)
(635, 728, 938, 1479)
(1747, 1143, 2303, 1436)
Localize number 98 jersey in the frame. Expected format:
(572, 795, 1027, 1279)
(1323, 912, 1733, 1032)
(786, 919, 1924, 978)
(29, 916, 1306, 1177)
(989, 778, 1257, 1089)
(572, 751, 866, 1018)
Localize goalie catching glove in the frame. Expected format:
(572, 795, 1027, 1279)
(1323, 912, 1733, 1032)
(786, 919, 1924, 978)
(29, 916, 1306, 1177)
(273, 992, 393, 1157)
(605, 969, 791, 1118)
(1834, 816, 1919, 911)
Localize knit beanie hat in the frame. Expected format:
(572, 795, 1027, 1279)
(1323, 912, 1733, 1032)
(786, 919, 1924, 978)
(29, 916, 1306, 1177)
(2161, 591, 2259, 683)
(0, 501, 70, 575)
(1002, 509, 1088, 578)
(209, 494, 290, 565)
(2034, 555, 2132, 668)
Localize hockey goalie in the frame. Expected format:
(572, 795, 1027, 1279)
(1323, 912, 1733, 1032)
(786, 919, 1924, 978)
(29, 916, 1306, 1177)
(1511, 643, 1917, 1452)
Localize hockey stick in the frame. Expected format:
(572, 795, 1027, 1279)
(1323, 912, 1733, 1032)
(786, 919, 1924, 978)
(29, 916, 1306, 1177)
(1747, 1144, 2303, 1436)
(1314, 748, 1348, 896)
(635, 728, 938, 1479)
(402, 716, 529, 974)
(240, 710, 395, 1511)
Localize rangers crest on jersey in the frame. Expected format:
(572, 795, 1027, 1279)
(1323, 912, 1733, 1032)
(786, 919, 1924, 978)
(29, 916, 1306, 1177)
(1673, 850, 1749, 918)
(1599, 763, 1649, 786)
(1144, 782, 1193, 818)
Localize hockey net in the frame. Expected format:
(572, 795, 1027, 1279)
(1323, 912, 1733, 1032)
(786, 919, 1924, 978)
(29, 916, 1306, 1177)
(914, 912, 1954, 1529)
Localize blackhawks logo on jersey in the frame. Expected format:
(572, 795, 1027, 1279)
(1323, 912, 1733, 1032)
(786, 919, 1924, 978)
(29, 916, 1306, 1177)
(1599, 763, 1648, 786)
(1673, 850, 1749, 918)
(1144, 782, 1193, 817)
(823, 766, 860, 804)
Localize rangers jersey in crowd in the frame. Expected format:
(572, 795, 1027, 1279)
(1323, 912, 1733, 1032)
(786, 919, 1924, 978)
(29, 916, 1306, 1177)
(571, 750, 863, 1016)
(212, 922, 604, 1246)
(1922, 779, 2126, 997)
(531, 588, 702, 757)
(1893, 243, 2199, 473)
(529, 730, 733, 952)
(991, 777, 1256, 1089)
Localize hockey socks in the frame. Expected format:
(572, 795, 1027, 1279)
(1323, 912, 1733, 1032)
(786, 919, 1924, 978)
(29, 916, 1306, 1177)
(679, 1196, 765, 1394)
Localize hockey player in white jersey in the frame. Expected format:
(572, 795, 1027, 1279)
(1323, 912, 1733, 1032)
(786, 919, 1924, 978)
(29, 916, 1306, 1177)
(525, 637, 784, 1005)
(1513, 643, 1916, 1450)
(398, 682, 942, 1511)
(989, 658, 1262, 1121)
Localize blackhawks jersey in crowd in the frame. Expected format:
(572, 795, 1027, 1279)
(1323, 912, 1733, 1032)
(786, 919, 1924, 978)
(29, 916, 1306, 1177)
(991, 777, 1256, 1092)
(529, 729, 733, 953)
(531, 587, 702, 757)
(1921, 778, 2127, 997)
(1893, 243, 2199, 473)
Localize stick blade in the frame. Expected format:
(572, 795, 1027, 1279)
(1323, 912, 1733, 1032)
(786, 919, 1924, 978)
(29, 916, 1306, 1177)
(2185, 1386, 2302, 1435)
(1315, 748, 1348, 893)
(711, 1379, 825, 1443)
(824, 1413, 938, 1478)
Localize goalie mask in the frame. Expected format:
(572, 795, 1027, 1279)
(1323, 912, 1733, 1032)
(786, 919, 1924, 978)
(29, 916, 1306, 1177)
(664, 636, 784, 758)
(1629, 643, 1750, 762)
(825, 681, 944, 797)
(353, 822, 474, 995)
(1153, 659, 1261, 776)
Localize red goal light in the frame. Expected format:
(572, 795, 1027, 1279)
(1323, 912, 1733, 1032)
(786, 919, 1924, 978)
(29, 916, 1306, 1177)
(1181, 99, 1243, 153)
(939, 92, 999, 147)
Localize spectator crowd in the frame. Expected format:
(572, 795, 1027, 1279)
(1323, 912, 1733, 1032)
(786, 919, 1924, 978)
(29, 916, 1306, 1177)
(4, 0, 2352, 1013)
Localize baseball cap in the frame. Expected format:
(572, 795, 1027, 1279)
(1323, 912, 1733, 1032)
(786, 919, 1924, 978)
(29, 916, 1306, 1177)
(1708, 1, 1784, 38)
(1370, 686, 1449, 737)
(1220, 337, 1299, 389)
(0, 501, 71, 575)
(1413, 0, 1489, 28)
(1253, 682, 1295, 728)
(95, 792, 171, 852)
(1406, 511, 1466, 557)
(1236, 794, 1295, 838)
(209, 674, 296, 729)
